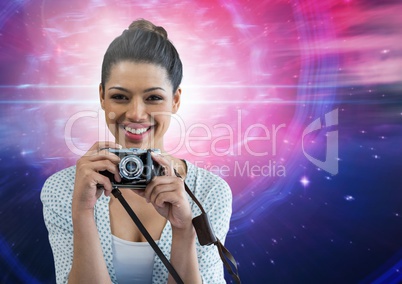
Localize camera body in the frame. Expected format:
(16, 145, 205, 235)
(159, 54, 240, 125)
(100, 148, 164, 189)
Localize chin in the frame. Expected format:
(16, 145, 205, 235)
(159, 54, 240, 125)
(122, 139, 156, 150)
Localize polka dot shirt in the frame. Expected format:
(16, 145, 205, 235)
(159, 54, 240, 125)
(41, 160, 232, 284)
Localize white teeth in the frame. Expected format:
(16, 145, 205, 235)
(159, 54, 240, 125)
(125, 126, 149, 135)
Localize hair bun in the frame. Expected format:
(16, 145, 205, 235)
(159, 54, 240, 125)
(128, 19, 168, 39)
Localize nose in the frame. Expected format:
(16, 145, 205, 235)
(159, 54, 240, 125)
(125, 97, 148, 122)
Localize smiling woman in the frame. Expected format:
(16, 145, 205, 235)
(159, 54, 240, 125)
(100, 61, 181, 150)
(40, 19, 233, 284)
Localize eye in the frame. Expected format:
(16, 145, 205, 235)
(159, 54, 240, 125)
(146, 95, 163, 101)
(110, 94, 128, 101)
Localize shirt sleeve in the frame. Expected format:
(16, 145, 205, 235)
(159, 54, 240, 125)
(40, 169, 75, 284)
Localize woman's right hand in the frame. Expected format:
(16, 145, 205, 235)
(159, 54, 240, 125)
(72, 141, 122, 213)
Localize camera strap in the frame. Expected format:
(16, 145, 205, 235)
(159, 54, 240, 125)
(111, 187, 184, 284)
(111, 174, 241, 284)
(177, 173, 241, 284)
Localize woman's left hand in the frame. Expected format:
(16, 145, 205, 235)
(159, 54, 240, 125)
(134, 153, 192, 230)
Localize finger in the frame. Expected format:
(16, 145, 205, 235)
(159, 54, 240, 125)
(147, 175, 181, 188)
(146, 177, 182, 203)
(93, 172, 114, 196)
(153, 190, 182, 208)
(87, 160, 121, 183)
(94, 141, 122, 150)
(88, 159, 118, 173)
(87, 150, 121, 164)
(151, 152, 174, 176)
(145, 175, 177, 193)
(84, 141, 122, 156)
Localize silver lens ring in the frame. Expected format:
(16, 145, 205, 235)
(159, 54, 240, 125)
(119, 155, 143, 180)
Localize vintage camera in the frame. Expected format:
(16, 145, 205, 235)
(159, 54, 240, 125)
(100, 148, 164, 189)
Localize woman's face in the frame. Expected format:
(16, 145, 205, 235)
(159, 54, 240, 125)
(100, 61, 181, 150)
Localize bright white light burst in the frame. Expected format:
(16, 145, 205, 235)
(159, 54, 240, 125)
(300, 176, 310, 187)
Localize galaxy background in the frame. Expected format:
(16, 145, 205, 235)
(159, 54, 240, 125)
(1, 0, 401, 283)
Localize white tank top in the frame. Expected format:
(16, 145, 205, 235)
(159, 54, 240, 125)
(112, 234, 157, 284)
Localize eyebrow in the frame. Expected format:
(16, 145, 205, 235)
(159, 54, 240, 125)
(108, 86, 129, 92)
(143, 87, 166, 93)
(108, 86, 166, 93)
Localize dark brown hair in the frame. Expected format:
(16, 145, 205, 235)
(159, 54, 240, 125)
(101, 19, 183, 93)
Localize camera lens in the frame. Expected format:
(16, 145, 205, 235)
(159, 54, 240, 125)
(125, 161, 138, 172)
(119, 155, 143, 180)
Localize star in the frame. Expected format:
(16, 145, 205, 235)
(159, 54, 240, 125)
(300, 176, 310, 187)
